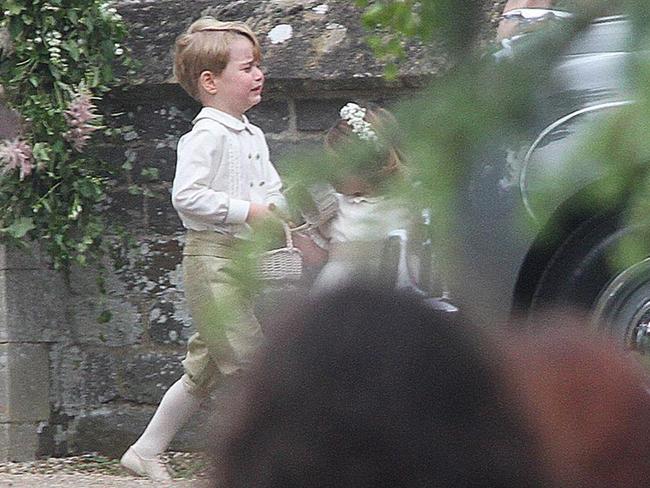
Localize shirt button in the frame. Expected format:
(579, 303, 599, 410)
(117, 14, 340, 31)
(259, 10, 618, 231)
(250, 182, 254, 187)
(248, 153, 252, 159)
(259, 181, 265, 187)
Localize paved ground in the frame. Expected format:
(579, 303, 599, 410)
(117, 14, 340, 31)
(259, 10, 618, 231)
(0, 453, 209, 487)
(0, 473, 207, 487)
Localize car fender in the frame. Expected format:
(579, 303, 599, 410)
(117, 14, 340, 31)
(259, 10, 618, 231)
(520, 100, 634, 224)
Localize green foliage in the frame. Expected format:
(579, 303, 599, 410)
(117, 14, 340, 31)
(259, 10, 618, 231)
(0, 0, 134, 271)
(279, 0, 650, 283)
(355, 0, 485, 73)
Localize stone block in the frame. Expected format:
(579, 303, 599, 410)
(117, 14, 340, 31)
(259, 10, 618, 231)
(81, 351, 119, 406)
(103, 236, 190, 346)
(118, 352, 185, 404)
(247, 100, 291, 134)
(100, 143, 177, 187)
(104, 84, 196, 117)
(126, 145, 178, 185)
(118, 0, 445, 84)
(104, 185, 181, 235)
(144, 298, 191, 346)
(115, 99, 196, 142)
(0, 243, 51, 271)
(143, 195, 186, 236)
(50, 344, 83, 412)
(72, 378, 239, 457)
(68, 295, 142, 347)
(0, 343, 49, 423)
(65, 264, 143, 347)
(36, 410, 74, 458)
(103, 188, 145, 230)
(0, 268, 67, 343)
(0, 422, 40, 461)
(53, 347, 118, 410)
(69, 257, 126, 302)
(296, 98, 348, 132)
(72, 405, 206, 458)
(267, 138, 323, 165)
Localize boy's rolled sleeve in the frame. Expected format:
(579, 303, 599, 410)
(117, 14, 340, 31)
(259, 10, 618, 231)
(172, 128, 232, 225)
(225, 199, 251, 224)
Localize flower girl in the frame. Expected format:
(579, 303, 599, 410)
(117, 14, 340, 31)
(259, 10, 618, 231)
(309, 102, 414, 294)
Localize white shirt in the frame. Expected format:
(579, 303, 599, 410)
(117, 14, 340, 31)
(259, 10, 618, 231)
(171, 107, 286, 237)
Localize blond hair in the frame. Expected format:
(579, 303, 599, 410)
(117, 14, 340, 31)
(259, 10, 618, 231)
(173, 17, 261, 101)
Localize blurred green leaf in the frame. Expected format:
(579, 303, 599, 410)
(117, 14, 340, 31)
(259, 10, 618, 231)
(2, 217, 36, 239)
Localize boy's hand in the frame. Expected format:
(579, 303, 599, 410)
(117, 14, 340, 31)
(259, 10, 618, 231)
(246, 203, 286, 249)
(246, 202, 275, 223)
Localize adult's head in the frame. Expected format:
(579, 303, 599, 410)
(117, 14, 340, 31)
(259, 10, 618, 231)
(209, 286, 548, 488)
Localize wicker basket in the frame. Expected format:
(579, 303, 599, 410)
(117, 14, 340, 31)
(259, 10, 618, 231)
(302, 184, 339, 227)
(256, 223, 303, 281)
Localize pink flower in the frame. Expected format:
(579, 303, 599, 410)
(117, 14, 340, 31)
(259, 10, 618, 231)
(64, 92, 99, 152)
(0, 138, 34, 181)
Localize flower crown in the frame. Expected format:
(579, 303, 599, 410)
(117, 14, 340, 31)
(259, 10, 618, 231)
(339, 102, 378, 143)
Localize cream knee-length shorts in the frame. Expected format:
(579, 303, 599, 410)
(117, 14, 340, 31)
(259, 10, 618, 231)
(180, 230, 263, 394)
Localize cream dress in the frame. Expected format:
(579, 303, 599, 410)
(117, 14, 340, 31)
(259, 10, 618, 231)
(311, 192, 412, 295)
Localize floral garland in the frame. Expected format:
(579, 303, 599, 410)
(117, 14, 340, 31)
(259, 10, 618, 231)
(0, 1, 134, 270)
(340, 102, 379, 143)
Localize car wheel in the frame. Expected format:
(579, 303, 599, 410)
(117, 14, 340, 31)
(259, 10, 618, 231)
(529, 215, 650, 353)
(592, 258, 650, 354)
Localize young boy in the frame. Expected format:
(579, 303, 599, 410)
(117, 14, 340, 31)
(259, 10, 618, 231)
(120, 17, 286, 481)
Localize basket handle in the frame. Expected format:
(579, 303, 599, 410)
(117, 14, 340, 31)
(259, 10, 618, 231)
(283, 222, 294, 249)
(289, 222, 309, 233)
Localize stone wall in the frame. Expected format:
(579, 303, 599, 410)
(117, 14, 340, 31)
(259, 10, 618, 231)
(0, 0, 506, 460)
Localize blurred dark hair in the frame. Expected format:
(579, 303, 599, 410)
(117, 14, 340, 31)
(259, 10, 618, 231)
(208, 286, 548, 488)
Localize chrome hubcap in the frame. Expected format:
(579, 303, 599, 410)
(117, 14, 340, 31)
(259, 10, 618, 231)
(592, 257, 650, 353)
(631, 306, 650, 354)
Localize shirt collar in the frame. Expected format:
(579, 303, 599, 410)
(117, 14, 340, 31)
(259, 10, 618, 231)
(342, 193, 383, 204)
(193, 107, 254, 133)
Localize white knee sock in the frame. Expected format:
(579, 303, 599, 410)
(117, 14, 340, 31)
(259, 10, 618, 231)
(131, 378, 202, 458)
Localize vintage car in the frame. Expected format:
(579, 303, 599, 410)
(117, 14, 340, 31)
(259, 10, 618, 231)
(439, 12, 650, 351)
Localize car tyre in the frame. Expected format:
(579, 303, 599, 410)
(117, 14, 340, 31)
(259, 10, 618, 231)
(529, 214, 650, 352)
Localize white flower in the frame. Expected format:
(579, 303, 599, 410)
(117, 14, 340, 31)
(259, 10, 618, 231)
(48, 46, 61, 59)
(100, 2, 122, 21)
(69, 203, 82, 220)
(339, 102, 378, 143)
(114, 47, 124, 56)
